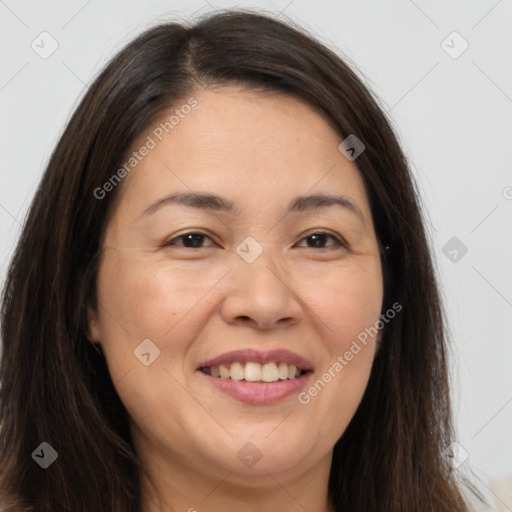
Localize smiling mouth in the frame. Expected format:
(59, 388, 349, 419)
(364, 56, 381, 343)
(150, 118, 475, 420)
(199, 361, 310, 382)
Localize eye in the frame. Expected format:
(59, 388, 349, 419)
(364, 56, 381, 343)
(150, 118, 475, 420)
(163, 230, 347, 250)
(296, 231, 347, 249)
(163, 232, 214, 249)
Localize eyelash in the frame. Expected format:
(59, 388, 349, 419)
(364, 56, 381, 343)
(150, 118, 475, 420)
(163, 230, 347, 250)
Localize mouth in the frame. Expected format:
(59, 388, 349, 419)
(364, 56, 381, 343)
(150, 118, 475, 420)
(196, 349, 313, 404)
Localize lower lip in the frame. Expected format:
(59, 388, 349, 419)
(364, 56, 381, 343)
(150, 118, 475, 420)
(198, 371, 312, 404)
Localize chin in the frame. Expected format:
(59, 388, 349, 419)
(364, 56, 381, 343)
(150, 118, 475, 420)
(196, 426, 318, 477)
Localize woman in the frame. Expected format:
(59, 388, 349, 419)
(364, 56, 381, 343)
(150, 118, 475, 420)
(0, 9, 485, 512)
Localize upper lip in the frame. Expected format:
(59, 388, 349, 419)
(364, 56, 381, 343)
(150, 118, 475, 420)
(197, 349, 314, 371)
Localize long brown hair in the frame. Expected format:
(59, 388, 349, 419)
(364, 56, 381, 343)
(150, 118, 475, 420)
(0, 8, 482, 511)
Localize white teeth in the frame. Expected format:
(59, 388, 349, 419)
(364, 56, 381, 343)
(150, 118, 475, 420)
(230, 362, 245, 381)
(244, 362, 261, 382)
(204, 361, 305, 381)
(219, 364, 230, 379)
(261, 362, 279, 382)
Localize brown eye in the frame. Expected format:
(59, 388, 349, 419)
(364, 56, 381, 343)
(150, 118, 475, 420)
(164, 232, 213, 249)
(163, 231, 347, 250)
(297, 232, 346, 249)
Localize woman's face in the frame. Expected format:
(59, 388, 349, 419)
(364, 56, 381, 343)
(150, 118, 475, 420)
(89, 86, 383, 489)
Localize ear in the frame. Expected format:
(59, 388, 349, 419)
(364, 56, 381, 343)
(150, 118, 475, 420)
(87, 306, 101, 343)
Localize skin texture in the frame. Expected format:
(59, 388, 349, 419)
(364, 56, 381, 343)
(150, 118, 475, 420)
(88, 86, 384, 512)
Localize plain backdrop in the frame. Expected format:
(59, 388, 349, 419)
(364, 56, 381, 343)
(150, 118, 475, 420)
(1, 0, 511, 502)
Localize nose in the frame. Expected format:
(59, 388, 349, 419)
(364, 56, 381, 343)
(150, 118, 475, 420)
(219, 253, 303, 331)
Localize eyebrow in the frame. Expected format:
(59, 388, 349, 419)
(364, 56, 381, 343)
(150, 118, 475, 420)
(141, 191, 365, 223)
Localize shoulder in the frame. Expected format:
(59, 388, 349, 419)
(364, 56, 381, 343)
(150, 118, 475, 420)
(460, 472, 512, 512)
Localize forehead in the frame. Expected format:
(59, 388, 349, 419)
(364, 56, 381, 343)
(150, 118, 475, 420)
(114, 86, 371, 221)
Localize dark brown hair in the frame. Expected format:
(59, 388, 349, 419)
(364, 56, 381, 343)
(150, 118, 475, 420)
(0, 8, 482, 511)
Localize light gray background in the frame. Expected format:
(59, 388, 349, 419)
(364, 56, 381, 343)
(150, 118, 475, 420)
(1, 0, 511, 504)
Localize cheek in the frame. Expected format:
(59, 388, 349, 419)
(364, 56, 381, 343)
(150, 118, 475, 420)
(94, 252, 215, 431)
(96, 252, 214, 337)
(297, 260, 382, 435)
(310, 257, 384, 349)
(94, 251, 230, 380)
